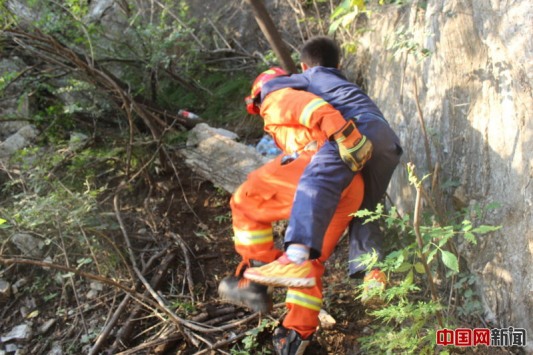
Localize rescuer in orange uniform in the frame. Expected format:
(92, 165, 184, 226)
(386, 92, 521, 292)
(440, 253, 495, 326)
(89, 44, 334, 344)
(218, 67, 372, 354)
(260, 37, 402, 303)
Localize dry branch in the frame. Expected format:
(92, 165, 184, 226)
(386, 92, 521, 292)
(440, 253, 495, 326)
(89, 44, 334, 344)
(4, 28, 200, 141)
(115, 334, 183, 355)
(244, 0, 297, 73)
(170, 233, 196, 302)
(90, 244, 175, 353)
(109, 252, 177, 353)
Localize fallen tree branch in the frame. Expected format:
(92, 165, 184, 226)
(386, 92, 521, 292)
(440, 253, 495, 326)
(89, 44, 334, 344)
(4, 28, 200, 142)
(90, 247, 173, 354)
(109, 251, 177, 353)
(112, 184, 255, 334)
(89, 293, 132, 355)
(170, 232, 196, 303)
(113, 187, 185, 326)
(115, 334, 183, 355)
(193, 331, 248, 355)
(191, 306, 237, 323)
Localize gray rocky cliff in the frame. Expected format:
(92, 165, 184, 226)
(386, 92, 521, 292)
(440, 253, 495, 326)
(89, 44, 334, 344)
(349, 0, 532, 348)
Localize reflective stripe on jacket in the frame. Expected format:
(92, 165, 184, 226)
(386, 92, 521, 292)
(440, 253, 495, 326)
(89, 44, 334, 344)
(259, 88, 357, 154)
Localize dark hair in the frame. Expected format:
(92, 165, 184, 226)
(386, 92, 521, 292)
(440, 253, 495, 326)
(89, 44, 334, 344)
(300, 36, 341, 68)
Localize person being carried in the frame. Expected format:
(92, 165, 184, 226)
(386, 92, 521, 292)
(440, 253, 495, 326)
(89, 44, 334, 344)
(257, 36, 403, 293)
(218, 67, 371, 354)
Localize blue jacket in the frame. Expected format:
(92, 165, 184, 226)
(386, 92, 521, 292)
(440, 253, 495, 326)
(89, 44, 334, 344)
(262, 66, 384, 119)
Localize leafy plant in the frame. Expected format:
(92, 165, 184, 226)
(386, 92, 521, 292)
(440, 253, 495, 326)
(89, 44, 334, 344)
(214, 212, 231, 224)
(0, 70, 19, 92)
(386, 26, 432, 62)
(3, 0, 250, 135)
(352, 163, 501, 353)
(328, 0, 366, 35)
(231, 319, 275, 355)
(170, 299, 196, 315)
(1, 138, 126, 279)
(453, 272, 483, 318)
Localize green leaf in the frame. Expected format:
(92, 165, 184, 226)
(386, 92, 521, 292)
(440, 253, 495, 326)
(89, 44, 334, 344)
(395, 261, 412, 273)
(343, 42, 358, 54)
(462, 220, 472, 231)
(463, 231, 477, 245)
(404, 269, 414, 285)
(330, 0, 350, 20)
(353, 209, 373, 218)
(414, 262, 426, 274)
(353, 208, 381, 223)
(76, 257, 93, 268)
(440, 250, 459, 273)
(426, 248, 438, 264)
(329, 0, 366, 36)
(328, 17, 344, 35)
(385, 249, 405, 270)
(436, 227, 454, 247)
(44, 292, 58, 302)
(352, 0, 366, 12)
(341, 11, 358, 27)
(485, 202, 501, 211)
(471, 225, 501, 234)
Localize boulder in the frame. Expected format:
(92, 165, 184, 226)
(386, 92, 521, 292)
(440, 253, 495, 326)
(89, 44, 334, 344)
(178, 123, 270, 194)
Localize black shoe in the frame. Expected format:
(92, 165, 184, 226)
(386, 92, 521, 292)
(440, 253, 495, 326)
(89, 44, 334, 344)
(218, 275, 272, 313)
(272, 326, 311, 355)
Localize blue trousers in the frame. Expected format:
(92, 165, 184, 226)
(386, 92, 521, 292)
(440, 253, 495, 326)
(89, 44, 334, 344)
(285, 113, 402, 276)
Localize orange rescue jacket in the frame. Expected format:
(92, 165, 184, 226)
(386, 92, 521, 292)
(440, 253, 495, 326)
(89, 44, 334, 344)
(260, 88, 360, 154)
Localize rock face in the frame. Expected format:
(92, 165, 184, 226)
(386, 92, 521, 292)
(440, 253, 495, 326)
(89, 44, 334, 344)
(0, 125, 39, 161)
(0, 56, 37, 163)
(350, 0, 532, 348)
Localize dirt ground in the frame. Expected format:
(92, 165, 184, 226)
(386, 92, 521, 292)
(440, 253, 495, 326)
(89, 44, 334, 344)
(0, 152, 370, 354)
(121, 160, 518, 355)
(147, 158, 371, 354)
(1, 154, 520, 354)
(106, 155, 527, 355)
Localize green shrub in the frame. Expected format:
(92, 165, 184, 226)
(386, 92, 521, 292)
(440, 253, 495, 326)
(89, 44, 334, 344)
(352, 164, 501, 353)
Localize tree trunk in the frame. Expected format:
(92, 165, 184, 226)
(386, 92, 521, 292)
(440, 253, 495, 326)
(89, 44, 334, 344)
(177, 123, 270, 194)
(245, 0, 298, 73)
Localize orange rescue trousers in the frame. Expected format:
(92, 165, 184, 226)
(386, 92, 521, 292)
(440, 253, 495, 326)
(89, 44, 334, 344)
(230, 151, 364, 338)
